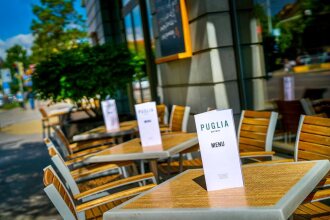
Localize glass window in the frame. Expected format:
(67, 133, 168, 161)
(124, 14, 135, 52)
(122, 0, 129, 7)
(133, 5, 146, 57)
(254, 0, 330, 73)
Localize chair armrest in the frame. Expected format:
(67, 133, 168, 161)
(303, 188, 330, 203)
(74, 172, 156, 200)
(316, 176, 330, 189)
(76, 183, 156, 212)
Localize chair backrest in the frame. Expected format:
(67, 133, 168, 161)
(53, 126, 72, 154)
(294, 115, 330, 162)
(169, 105, 191, 132)
(156, 104, 169, 125)
(237, 110, 278, 152)
(39, 107, 49, 119)
(43, 166, 78, 220)
(44, 138, 81, 196)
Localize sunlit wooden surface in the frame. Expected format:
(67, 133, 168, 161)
(73, 120, 138, 141)
(85, 133, 198, 163)
(105, 160, 330, 220)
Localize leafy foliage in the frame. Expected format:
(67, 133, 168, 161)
(3, 45, 30, 93)
(32, 44, 138, 102)
(30, 0, 87, 63)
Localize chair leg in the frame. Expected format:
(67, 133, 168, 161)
(42, 122, 45, 138)
(140, 160, 145, 174)
(47, 126, 51, 137)
(179, 154, 184, 173)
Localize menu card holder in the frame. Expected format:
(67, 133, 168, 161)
(101, 99, 120, 131)
(194, 109, 244, 191)
(135, 102, 162, 147)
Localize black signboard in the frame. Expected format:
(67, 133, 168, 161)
(155, 0, 191, 63)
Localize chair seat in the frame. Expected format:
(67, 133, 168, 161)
(294, 202, 330, 220)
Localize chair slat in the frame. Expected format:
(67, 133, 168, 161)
(244, 110, 272, 118)
(242, 118, 270, 126)
(299, 141, 330, 157)
(301, 124, 330, 137)
(239, 131, 267, 141)
(171, 106, 185, 132)
(239, 143, 264, 152)
(239, 137, 266, 148)
(300, 132, 330, 146)
(304, 116, 330, 127)
(240, 124, 268, 133)
(298, 150, 330, 161)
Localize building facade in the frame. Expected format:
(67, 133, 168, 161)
(84, 0, 330, 131)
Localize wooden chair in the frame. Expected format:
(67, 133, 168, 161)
(159, 110, 278, 174)
(238, 110, 278, 160)
(39, 107, 61, 138)
(160, 105, 190, 133)
(45, 138, 136, 178)
(156, 104, 169, 126)
(52, 126, 113, 159)
(291, 115, 330, 219)
(48, 146, 155, 199)
(43, 165, 156, 220)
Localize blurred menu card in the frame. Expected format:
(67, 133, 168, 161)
(194, 109, 243, 191)
(135, 102, 162, 147)
(101, 99, 120, 131)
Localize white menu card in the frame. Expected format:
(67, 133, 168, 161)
(194, 109, 244, 191)
(101, 99, 120, 131)
(135, 102, 162, 147)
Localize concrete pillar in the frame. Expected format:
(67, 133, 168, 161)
(152, 0, 267, 131)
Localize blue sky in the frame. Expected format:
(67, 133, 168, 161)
(0, 0, 87, 59)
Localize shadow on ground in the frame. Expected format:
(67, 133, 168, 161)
(0, 141, 59, 219)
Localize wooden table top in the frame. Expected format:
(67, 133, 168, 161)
(105, 160, 330, 220)
(84, 132, 198, 163)
(72, 120, 138, 141)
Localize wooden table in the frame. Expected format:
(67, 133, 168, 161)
(104, 160, 330, 220)
(72, 120, 138, 142)
(84, 132, 198, 179)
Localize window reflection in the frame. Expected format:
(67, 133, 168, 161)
(254, 0, 330, 74)
(133, 5, 146, 57)
(124, 14, 135, 52)
(122, 0, 129, 7)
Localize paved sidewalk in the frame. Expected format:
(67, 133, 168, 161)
(0, 107, 60, 219)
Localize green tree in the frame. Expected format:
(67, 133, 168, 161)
(30, 0, 87, 63)
(3, 45, 30, 93)
(32, 44, 138, 113)
(3, 44, 29, 71)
